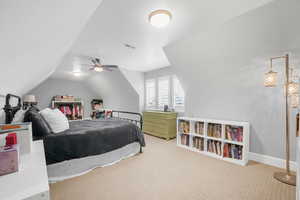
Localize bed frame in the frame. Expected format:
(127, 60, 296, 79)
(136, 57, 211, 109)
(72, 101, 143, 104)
(110, 110, 143, 130)
(3, 94, 143, 129)
(3, 94, 22, 124)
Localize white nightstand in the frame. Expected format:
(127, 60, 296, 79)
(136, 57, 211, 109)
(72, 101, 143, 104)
(0, 140, 49, 200)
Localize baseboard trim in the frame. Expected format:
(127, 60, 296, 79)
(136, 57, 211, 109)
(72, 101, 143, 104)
(249, 152, 297, 172)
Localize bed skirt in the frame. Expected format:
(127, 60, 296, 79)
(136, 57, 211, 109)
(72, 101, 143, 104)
(47, 142, 141, 183)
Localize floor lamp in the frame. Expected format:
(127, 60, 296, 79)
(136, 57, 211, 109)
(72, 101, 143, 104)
(264, 54, 297, 186)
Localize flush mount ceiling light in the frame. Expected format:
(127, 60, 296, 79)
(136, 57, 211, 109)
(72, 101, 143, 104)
(149, 9, 172, 28)
(94, 67, 103, 72)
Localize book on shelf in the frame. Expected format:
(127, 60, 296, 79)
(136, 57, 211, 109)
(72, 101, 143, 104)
(192, 137, 204, 151)
(179, 120, 190, 134)
(223, 143, 243, 160)
(180, 134, 190, 146)
(225, 125, 243, 142)
(194, 122, 204, 135)
(207, 140, 222, 156)
(207, 123, 222, 138)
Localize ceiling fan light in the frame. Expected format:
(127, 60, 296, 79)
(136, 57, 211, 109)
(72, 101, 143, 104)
(94, 67, 103, 72)
(149, 10, 172, 28)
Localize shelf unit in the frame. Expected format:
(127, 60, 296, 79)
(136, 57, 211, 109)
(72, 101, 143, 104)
(51, 100, 84, 120)
(177, 117, 249, 166)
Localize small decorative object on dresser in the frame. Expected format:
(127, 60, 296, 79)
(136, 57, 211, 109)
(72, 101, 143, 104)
(143, 111, 177, 140)
(177, 117, 249, 166)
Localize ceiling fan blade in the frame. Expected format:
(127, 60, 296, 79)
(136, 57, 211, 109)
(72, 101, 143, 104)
(89, 67, 95, 71)
(102, 65, 118, 69)
(81, 64, 94, 66)
(95, 58, 101, 63)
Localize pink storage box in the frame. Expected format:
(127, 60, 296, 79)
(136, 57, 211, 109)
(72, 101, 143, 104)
(0, 144, 19, 176)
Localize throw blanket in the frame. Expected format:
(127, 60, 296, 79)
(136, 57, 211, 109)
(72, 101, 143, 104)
(44, 119, 145, 165)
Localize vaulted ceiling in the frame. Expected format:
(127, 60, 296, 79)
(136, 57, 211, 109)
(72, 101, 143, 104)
(0, 0, 103, 95)
(55, 0, 273, 76)
(0, 0, 274, 96)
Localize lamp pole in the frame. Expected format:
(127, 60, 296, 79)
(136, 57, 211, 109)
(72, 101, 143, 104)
(270, 54, 296, 186)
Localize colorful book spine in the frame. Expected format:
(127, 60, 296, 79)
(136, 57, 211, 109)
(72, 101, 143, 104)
(207, 123, 221, 138)
(225, 125, 243, 142)
(181, 134, 190, 146)
(223, 143, 243, 160)
(207, 140, 222, 156)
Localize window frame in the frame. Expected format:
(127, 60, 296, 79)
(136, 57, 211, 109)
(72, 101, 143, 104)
(157, 76, 170, 109)
(145, 79, 156, 109)
(145, 75, 185, 112)
(172, 75, 185, 112)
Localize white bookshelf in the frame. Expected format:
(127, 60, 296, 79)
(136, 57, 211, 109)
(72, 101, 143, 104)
(177, 117, 250, 166)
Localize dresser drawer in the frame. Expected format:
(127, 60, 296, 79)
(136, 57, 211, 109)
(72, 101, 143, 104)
(143, 111, 177, 140)
(143, 112, 177, 120)
(143, 122, 168, 133)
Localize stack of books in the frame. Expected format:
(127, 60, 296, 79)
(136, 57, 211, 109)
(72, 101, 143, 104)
(207, 123, 222, 138)
(180, 134, 189, 146)
(223, 143, 243, 160)
(225, 125, 243, 142)
(207, 139, 222, 156)
(194, 122, 204, 135)
(193, 137, 204, 151)
(179, 120, 190, 134)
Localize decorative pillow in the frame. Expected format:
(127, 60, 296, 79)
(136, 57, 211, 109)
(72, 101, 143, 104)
(0, 109, 5, 124)
(40, 108, 69, 133)
(23, 107, 52, 138)
(12, 109, 27, 123)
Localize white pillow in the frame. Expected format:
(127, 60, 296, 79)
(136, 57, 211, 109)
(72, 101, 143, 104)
(40, 108, 69, 133)
(0, 109, 5, 124)
(12, 109, 27, 123)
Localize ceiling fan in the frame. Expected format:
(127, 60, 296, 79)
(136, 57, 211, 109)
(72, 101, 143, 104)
(83, 58, 118, 72)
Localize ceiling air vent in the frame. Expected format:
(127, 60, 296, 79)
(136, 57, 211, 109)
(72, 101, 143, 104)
(124, 43, 136, 50)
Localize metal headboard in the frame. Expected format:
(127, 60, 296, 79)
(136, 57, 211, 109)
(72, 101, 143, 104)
(4, 94, 22, 124)
(110, 110, 143, 130)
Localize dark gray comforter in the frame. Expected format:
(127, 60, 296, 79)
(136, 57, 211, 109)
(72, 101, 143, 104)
(43, 119, 145, 165)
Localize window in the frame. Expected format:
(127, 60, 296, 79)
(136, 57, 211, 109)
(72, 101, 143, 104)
(173, 76, 185, 109)
(146, 79, 156, 108)
(158, 77, 170, 107)
(145, 75, 184, 112)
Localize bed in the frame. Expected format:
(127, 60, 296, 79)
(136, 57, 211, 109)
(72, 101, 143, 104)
(2, 94, 145, 182)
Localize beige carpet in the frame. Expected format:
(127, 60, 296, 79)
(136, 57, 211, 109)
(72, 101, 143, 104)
(50, 135, 296, 200)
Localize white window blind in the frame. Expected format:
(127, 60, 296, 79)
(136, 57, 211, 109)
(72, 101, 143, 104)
(146, 79, 156, 108)
(173, 76, 185, 108)
(158, 77, 170, 107)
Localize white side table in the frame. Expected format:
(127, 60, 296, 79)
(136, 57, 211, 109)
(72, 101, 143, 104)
(0, 141, 49, 200)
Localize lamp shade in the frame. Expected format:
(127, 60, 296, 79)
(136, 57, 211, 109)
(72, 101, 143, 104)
(291, 94, 299, 108)
(264, 70, 277, 87)
(23, 95, 37, 103)
(287, 82, 299, 96)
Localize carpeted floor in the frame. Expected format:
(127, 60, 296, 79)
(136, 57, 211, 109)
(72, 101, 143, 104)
(50, 135, 296, 200)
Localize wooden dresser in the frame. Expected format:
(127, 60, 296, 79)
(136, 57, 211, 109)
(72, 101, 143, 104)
(143, 111, 177, 140)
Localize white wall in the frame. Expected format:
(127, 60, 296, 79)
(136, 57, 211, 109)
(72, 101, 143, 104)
(86, 70, 140, 113)
(120, 69, 145, 111)
(163, 0, 300, 160)
(27, 78, 101, 118)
